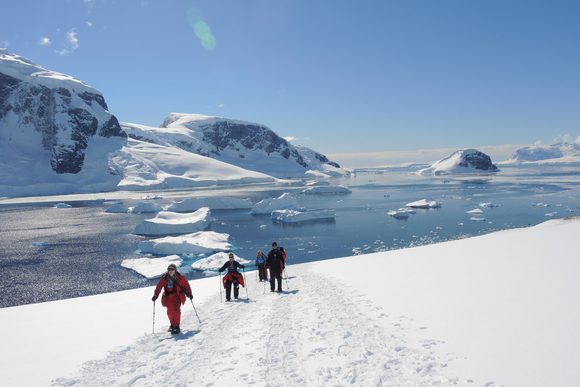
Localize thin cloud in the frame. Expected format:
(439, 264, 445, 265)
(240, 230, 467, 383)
(39, 37, 51, 46)
(86, 21, 93, 27)
(55, 30, 79, 56)
(217, 104, 225, 108)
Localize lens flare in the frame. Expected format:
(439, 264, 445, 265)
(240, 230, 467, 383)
(186, 8, 216, 51)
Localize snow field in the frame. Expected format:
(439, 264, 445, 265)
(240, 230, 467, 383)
(52, 267, 453, 386)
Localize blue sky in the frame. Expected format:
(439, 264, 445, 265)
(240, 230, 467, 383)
(2, 0, 580, 160)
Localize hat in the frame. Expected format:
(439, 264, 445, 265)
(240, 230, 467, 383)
(167, 264, 177, 271)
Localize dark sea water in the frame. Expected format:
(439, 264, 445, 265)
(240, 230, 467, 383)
(1, 165, 579, 308)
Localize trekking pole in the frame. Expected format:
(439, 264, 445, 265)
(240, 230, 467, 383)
(242, 268, 249, 300)
(152, 300, 156, 334)
(219, 272, 223, 303)
(283, 269, 290, 290)
(190, 299, 201, 323)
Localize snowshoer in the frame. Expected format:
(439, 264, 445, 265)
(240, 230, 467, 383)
(266, 242, 285, 293)
(218, 253, 246, 301)
(152, 264, 193, 334)
(255, 250, 268, 282)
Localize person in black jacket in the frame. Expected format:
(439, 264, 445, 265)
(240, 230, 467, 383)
(218, 253, 245, 301)
(266, 242, 285, 293)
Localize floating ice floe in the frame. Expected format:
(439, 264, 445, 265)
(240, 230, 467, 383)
(545, 212, 557, 217)
(271, 209, 335, 223)
(53, 203, 72, 208)
(532, 203, 550, 208)
(405, 199, 441, 209)
(466, 208, 484, 215)
(138, 231, 231, 255)
(190, 252, 251, 271)
(166, 197, 253, 212)
(129, 201, 162, 214)
(470, 217, 486, 222)
(301, 185, 352, 195)
(121, 255, 182, 279)
(105, 203, 129, 213)
(251, 193, 299, 214)
(479, 202, 500, 208)
(134, 208, 210, 236)
(387, 210, 409, 219)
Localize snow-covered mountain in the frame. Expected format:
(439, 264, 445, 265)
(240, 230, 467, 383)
(418, 149, 499, 175)
(503, 140, 580, 164)
(122, 113, 348, 178)
(0, 49, 126, 196)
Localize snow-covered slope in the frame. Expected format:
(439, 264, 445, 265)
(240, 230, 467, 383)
(0, 50, 127, 196)
(122, 114, 347, 178)
(1, 218, 579, 386)
(502, 140, 580, 164)
(418, 149, 499, 175)
(111, 138, 276, 190)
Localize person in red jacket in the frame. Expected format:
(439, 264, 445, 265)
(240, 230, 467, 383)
(152, 264, 192, 334)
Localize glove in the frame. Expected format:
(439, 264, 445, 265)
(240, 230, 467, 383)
(187, 294, 193, 300)
(152, 295, 158, 302)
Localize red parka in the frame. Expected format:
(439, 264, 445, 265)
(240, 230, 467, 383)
(153, 272, 192, 307)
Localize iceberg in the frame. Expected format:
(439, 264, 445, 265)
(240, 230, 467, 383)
(387, 210, 409, 219)
(129, 201, 162, 214)
(138, 231, 231, 255)
(271, 209, 335, 223)
(191, 252, 252, 271)
(405, 199, 441, 209)
(251, 193, 299, 214)
(166, 197, 252, 212)
(133, 208, 210, 236)
(53, 203, 72, 208)
(105, 203, 129, 213)
(121, 255, 183, 279)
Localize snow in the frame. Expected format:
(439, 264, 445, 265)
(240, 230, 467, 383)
(53, 203, 72, 208)
(113, 138, 276, 191)
(121, 255, 183, 279)
(166, 197, 252, 212)
(250, 193, 299, 214)
(190, 252, 252, 271)
(134, 208, 211, 236)
(128, 201, 162, 214)
(406, 199, 441, 209)
(301, 185, 352, 195)
(138, 231, 231, 255)
(1, 218, 579, 386)
(271, 209, 335, 223)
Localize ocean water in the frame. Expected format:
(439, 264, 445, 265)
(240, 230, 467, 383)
(1, 165, 579, 307)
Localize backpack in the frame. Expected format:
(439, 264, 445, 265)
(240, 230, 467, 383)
(280, 247, 287, 262)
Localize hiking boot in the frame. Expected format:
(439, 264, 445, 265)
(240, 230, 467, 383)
(277, 289, 282, 293)
(167, 325, 174, 332)
(171, 326, 180, 334)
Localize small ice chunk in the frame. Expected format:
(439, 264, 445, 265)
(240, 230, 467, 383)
(532, 203, 550, 208)
(31, 241, 50, 247)
(191, 252, 251, 271)
(134, 208, 210, 236)
(121, 255, 182, 279)
(544, 212, 557, 217)
(466, 208, 484, 215)
(271, 209, 335, 223)
(479, 202, 500, 208)
(470, 217, 486, 222)
(129, 201, 162, 214)
(406, 199, 441, 209)
(53, 203, 72, 208)
(387, 210, 409, 219)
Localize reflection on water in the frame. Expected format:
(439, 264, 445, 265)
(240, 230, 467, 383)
(1, 165, 579, 307)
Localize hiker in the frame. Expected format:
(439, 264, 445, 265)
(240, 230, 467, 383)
(266, 242, 285, 293)
(218, 253, 246, 301)
(152, 264, 193, 334)
(256, 250, 268, 282)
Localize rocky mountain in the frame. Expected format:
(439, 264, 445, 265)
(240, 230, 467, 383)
(122, 113, 347, 178)
(0, 49, 126, 179)
(418, 149, 499, 175)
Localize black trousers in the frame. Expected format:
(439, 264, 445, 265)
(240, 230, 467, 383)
(225, 281, 239, 300)
(269, 270, 282, 291)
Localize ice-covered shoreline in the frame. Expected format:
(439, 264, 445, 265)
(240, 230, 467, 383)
(1, 218, 579, 386)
